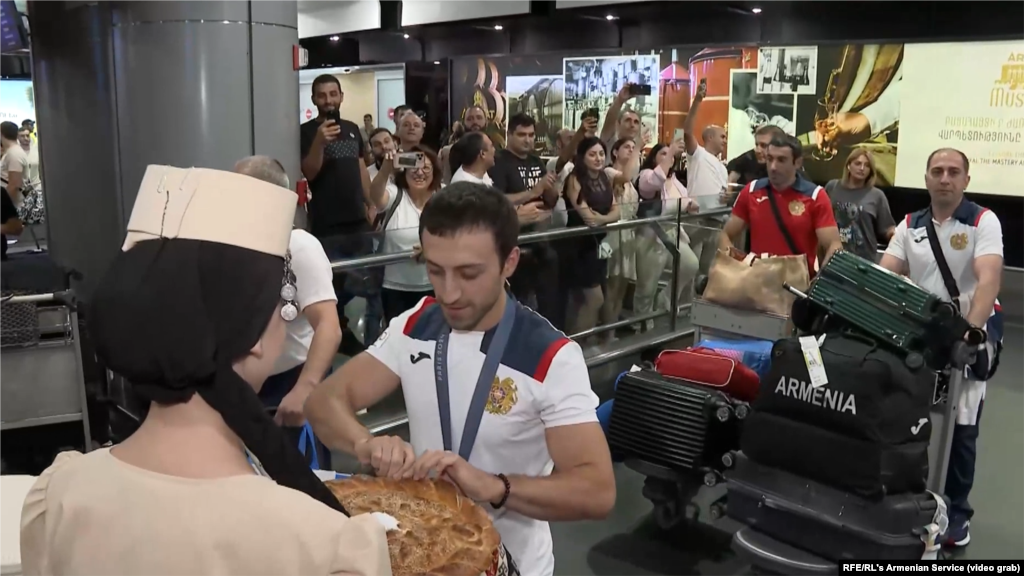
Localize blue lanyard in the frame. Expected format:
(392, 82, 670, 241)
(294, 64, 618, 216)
(434, 292, 517, 461)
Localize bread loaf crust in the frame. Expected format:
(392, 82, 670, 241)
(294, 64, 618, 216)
(326, 476, 502, 576)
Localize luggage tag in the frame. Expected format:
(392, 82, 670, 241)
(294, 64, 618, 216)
(798, 334, 829, 388)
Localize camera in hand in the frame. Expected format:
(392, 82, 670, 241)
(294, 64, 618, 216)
(395, 152, 425, 170)
(628, 84, 653, 97)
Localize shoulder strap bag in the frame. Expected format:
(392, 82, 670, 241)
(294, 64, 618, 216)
(766, 189, 801, 256)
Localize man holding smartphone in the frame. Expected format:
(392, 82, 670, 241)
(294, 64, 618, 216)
(300, 74, 380, 348)
(600, 83, 645, 154)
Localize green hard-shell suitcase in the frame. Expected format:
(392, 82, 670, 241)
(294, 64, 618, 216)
(789, 250, 980, 370)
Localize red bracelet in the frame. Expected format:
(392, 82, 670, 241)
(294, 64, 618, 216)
(491, 473, 511, 509)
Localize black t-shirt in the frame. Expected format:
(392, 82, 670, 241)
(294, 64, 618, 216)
(1, 187, 17, 260)
(726, 150, 767, 186)
(300, 118, 367, 237)
(489, 149, 546, 196)
(488, 149, 547, 232)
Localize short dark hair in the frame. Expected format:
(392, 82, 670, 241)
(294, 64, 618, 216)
(368, 127, 392, 142)
(21, 119, 33, 127)
(311, 74, 341, 94)
(768, 134, 802, 160)
(419, 181, 518, 262)
(393, 145, 443, 193)
(755, 124, 786, 139)
(926, 148, 970, 174)
(394, 104, 410, 118)
(508, 113, 535, 134)
(450, 131, 488, 172)
(363, 113, 372, 119)
(0, 121, 18, 141)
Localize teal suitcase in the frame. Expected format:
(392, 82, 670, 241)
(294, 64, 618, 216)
(790, 250, 978, 369)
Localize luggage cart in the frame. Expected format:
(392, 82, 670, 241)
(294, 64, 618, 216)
(691, 298, 793, 344)
(727, 322, 970, 573)
(732, 367, 967, 575)
(0, 291, 91, 450)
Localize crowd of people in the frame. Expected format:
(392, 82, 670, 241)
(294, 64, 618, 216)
(1, 119, 42, 259)
(10, 71, 1002, 576)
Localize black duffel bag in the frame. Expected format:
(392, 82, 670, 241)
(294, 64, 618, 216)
(754, 331, 935, 447)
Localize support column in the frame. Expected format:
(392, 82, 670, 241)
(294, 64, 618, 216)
(29, 0, 299, 299)
(111, 1, 300, 215)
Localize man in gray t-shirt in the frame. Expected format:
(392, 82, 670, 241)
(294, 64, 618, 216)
(824, 179, 897, 261)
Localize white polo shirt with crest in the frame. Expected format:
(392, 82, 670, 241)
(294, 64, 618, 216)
(367, 296, 599, 576)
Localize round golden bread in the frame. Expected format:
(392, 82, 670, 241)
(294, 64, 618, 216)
(326, 476, 503, 576)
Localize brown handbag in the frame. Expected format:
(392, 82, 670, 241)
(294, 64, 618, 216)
(703, 249, 811, 316)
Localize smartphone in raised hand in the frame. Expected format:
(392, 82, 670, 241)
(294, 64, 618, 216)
(394, 152, 425, 170)
(628, 84, 653, 97)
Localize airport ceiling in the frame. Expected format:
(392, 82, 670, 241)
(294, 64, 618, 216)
(299, 0, 1024, 44)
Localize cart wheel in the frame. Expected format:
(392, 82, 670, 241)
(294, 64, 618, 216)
(653, 501, 681, 530)
(722, 451, 735, 468)
(936, 302, 957, 320)
(735, 403, 750, 420)
(709, 502, 725, 521)
(905, 352, 925, 371)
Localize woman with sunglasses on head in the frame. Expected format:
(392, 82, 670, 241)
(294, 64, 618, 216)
(20, 167, 391, 576)
(824, 148, 895, 262)
(368, 145, 443, 322)
(634, 141, 700, 332)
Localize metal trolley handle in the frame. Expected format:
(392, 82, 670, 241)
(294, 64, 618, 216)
(1, 290, 77, 310)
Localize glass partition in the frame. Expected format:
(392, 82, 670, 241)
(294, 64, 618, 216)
(325, 199, 730, 436)
(329, 200, 731, 350)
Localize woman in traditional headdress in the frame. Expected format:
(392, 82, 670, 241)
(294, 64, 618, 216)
(19, 166, 392, 576)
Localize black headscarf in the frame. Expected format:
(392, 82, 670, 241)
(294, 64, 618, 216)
(89, 238, 348, 515)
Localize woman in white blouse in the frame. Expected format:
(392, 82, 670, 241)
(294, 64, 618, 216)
(367, 145, 442, 321)
(634, 142, 700, 331)
(448, 132, 496, 186)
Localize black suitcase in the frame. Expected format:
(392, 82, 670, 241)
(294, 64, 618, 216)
(754, 332, 934, 446)
(727, 452, 944, 561)
(607, 369, 747, 475)
(741, 410, 928, 499)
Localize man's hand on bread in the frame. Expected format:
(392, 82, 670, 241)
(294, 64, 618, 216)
(410, 450, 505, 505)
(355, 435, 416, 479)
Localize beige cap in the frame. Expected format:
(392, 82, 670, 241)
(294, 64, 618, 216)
(123, 165, 296, 258)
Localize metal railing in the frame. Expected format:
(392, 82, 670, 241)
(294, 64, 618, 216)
(330, 207, 731, 272)
(328, 206, 731, 339)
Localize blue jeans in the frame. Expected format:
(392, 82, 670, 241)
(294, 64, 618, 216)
(319, 232, 383, 346)
(259, 363, 332, 470)
(946, 400, 983, 521)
